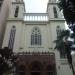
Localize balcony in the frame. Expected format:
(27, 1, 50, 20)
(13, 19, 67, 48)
(23, 13, 48, 21)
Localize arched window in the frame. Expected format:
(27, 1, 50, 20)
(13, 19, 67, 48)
(56, 26, 61, 38)
(53, 7, 58, 18)
(31, 27, 41, 45)
(14, 6, 19, 17)
(8, 26, 16, 49)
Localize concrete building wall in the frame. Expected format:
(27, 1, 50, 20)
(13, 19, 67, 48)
(2, 21, 52, 52)
(2, 20, 23, 52)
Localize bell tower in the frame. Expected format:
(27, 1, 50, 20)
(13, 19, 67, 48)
(8, 0, 25, 19)
(47, 0, 65, 49)
(2, 0, 26, 50)
(47, 0, 63, 19)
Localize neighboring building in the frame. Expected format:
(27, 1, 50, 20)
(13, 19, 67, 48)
(2, 0, 73, 75)
(0, 0, 4, 10)
(0, 0, 11, 48)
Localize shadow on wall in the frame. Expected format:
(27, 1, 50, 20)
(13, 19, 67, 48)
(0, 0, 11, 47)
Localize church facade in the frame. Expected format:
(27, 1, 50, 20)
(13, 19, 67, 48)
(2, 0, 73, 75)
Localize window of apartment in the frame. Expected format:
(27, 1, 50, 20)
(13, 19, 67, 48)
(14, 6, 19, 17)
(53, 7, 58, 18)
(31, 27, 41, 46)
(8, 26, 16, 49)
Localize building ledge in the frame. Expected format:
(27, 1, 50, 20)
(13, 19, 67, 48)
(7, 18, 23, 22)
(49, 18, 65, 21)
(23, 21, 48, 25)
(60, 59, 68, 64)
(13, 51, 55, 56)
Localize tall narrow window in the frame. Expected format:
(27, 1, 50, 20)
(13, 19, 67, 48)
(8, 26, 16, 49)
(53, 7, 58, 18)
(14, 6, 19, 17)
(56, 26, 61, 38)
(31, 27, 41, 46)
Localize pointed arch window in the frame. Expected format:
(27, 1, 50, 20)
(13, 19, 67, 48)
(31, 27, 41, 45)
(8, 26, 16, 49)
(56, 26, 61, 38)
(53, 7, 58, 18)
(14, 6, 19, 17)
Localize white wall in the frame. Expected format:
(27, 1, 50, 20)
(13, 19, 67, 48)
(9, 2, 25, 19)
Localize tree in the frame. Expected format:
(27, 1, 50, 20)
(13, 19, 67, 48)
(54, 29, 75, 75)
(58, 0, 75, 32)
(0, 47, 14, 75)
(58, 0, 75, 23)
(55, 30, 70, 57)
(58, 1, 75, 74)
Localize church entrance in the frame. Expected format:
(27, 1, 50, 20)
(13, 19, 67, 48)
(31, 61, 41, 75)
(17, 65, 26, 75)
(15, 52, 56, 75)
(31, 71, 41, 75)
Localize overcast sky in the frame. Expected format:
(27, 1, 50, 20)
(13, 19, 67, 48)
(24, 0, 48, 13)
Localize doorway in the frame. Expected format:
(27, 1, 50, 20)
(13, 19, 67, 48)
(31, 72, 41, 75)
(18, 65, 26, 75)
(31, 61, 41, 75)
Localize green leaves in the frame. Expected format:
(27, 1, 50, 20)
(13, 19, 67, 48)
(54, 29, 70, 58)
(0, 47, 13, 75)
(58, 0, 75, 32)
(0, 47, 13, 60)
(58, 0, 66, 10)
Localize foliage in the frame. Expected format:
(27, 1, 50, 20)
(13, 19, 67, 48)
(0, 47, 14, 75)
(54, 29, 75, 75)
(54, 29, 72, 58)
(58, 0, 75, 32)
(57, 0, 75, 74)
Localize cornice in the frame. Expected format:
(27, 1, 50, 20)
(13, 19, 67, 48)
(23, 21, 48, 25)
(7, 18, 23, 22)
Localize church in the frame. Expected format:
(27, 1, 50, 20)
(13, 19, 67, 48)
(2, 0, 73, 75)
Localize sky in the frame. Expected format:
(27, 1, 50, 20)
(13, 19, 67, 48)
(23, 0, 69, 29)
(24, 0, 48, 13)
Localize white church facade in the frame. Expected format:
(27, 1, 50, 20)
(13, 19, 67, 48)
(2, 0, 73, 75)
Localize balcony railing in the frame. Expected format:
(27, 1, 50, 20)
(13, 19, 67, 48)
(23, 13, 48, 21)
